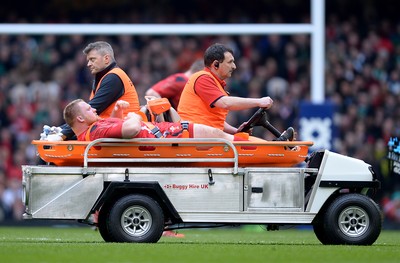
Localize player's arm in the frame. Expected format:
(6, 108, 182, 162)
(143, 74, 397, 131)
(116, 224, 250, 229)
(121, 113, 143, 138)
(110, 100, 130, 119)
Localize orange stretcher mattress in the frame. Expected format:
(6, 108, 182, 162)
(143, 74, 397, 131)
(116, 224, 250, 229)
(32, 137, 313, 168)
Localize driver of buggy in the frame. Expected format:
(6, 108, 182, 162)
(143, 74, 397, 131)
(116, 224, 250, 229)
(177, 43, 294, 141)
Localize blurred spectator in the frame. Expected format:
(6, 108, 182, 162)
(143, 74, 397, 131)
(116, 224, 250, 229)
(382, 190, 400, 224)
(145, 59, 204, 109)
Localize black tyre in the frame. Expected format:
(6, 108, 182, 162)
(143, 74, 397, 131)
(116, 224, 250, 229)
(106, 194, 164, 243)
(312, 212, 333, 245)
(320, 194, 382, 245)
(97, 208, 116, 242)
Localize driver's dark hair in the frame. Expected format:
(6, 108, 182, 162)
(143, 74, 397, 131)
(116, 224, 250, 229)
(204, 43, 233, 67)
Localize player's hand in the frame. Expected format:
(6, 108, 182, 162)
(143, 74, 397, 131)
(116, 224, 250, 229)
(115, 100, 130, 110)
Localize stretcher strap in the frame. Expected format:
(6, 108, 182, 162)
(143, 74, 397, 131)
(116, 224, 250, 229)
(85, 123, 97, 141)
(180, 121, 190, 138)
(143, 122, 164, 138)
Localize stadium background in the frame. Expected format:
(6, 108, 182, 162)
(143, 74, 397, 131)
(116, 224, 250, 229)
(1, 0, 400, 227)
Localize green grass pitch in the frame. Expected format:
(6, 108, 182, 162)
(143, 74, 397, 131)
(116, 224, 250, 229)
(0, 226, 399, 263)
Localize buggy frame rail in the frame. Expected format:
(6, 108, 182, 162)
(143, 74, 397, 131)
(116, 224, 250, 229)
(83, 138, 240, 175)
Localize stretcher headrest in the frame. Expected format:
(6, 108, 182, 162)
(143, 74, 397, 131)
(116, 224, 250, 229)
(143, 96, 180, 123)
(146, 96, 171, 115)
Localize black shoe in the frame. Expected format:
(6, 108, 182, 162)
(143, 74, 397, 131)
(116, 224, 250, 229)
(274, 127, 294, 141)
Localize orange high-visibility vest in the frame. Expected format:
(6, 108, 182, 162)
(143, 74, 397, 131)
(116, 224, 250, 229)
(178, 70, 228, 130)
(89, 67, 140, 118)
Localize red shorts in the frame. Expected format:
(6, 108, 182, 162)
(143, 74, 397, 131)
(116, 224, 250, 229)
(136, 122, 194, 138)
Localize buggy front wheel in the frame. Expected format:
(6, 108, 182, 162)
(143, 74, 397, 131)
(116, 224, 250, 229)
(319, 194, 382, 245)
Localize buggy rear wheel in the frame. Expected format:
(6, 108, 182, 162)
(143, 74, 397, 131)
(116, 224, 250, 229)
(106, 194, 164, 243)
(97, 208, 116, 242)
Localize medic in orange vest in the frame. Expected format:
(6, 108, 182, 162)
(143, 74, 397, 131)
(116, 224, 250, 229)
(49, 41, 140, 141)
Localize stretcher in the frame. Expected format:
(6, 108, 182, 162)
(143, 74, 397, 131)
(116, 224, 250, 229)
(34, 106, 312, 169)
(32, 137, 313, 169)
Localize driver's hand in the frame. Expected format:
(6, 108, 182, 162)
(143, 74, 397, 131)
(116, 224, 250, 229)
(237, 122, 253, 135)
(259, 96, 273, 109)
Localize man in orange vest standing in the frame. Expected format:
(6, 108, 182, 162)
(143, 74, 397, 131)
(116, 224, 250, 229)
(178, 43, 293, 141)
(47, 41, 140, 141)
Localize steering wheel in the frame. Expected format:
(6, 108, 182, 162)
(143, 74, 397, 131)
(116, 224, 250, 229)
(237, 108, 282, 138)
(237, 108, 266, 133)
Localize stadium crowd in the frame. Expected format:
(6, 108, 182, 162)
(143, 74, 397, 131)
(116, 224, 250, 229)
(1, 2, 400, 226)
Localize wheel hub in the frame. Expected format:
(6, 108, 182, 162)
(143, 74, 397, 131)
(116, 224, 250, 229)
(338, 206, 369, 237)
(121, 206, 152, 237)
(132, 217, 140, 225)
